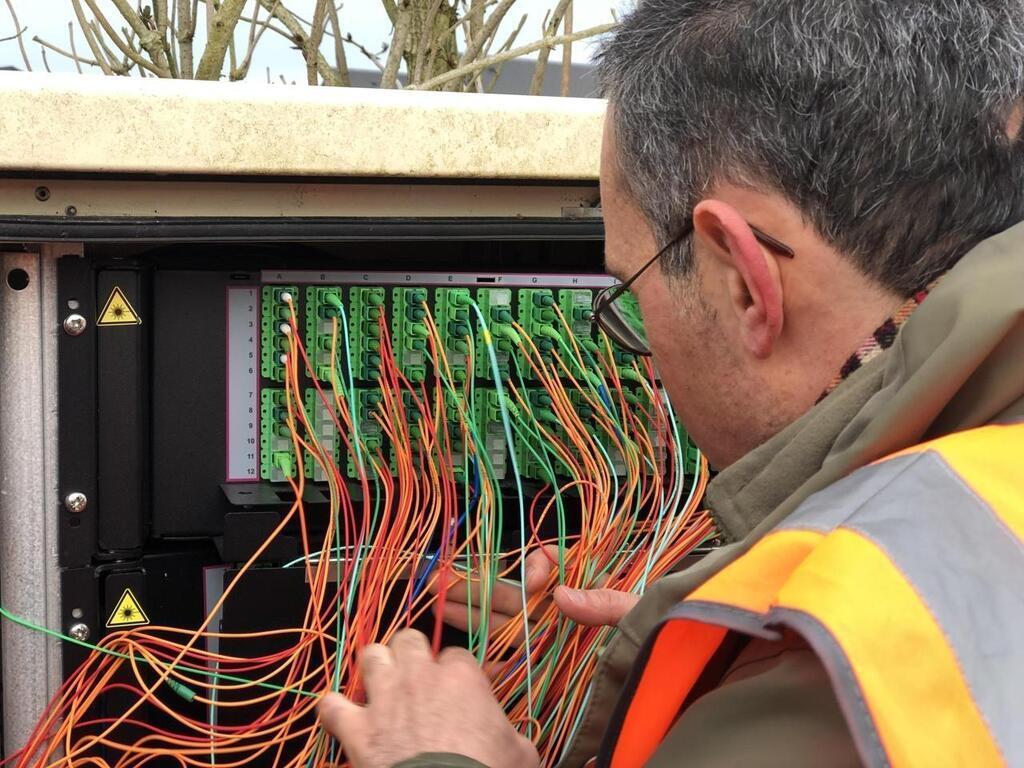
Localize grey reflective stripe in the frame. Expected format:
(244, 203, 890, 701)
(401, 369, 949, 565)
(778, 449, 1024, 764)
(771, 607, 892, 768)
(665, 600, 782, 641)
(777, 453, 922, 534)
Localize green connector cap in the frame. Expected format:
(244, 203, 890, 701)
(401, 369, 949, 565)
(493, 308, 513, 323)
(453, 339, 469, 353)
(367, 353, 381, 367)
(166, 679, 197, 703)
(409, 338, 426, 351)
(452, 292, 470, 306)
(408, 307, 426, 321)
(410, 322, 428, 337)
(273, 452, 294, 477)
(367, 292, 384, 306)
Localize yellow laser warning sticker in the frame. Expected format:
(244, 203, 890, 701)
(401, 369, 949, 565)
(105, 588, 150, 628)
(97, 286, 142, 327)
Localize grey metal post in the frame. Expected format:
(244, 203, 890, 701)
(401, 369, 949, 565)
(0, 247, 64, 755)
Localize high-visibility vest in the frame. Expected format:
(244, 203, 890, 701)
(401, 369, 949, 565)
(602, 422, 1024, 768)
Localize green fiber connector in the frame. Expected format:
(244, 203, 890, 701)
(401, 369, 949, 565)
(391, 287, 429, 383)
(517, 289, 558, 380)
(347, 388, 385, 479)
(558, 289, 596, 352)
(166, 679, 196, 703)
(305, 286, 347, 384)
(260, 286, 298, 383)
(349, 287, 386, 380)
(304, 389, 342, 481)
(443, 389, 469, 475)
(474, 287, 514, 379)
(260, 389, 297, 481)
(473, 388, 507, 480)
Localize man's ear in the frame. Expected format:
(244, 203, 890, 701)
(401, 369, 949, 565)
(692, 199, 785, 359)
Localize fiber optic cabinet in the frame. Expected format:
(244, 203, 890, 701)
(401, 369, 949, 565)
(0, 73, 613, 758)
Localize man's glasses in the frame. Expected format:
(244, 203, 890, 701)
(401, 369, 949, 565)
(591, 220, 795, 356)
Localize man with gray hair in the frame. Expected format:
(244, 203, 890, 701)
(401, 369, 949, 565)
(320, 1, 1024, 766)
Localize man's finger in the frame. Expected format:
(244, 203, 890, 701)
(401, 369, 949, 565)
(552, 586, 641, 627)
(389, 628, 432, 667)
(434, 594, 552, 634)
(357, 643, 394, 699)
(523, 547, 558, 593)
(317, 692, 363, 741)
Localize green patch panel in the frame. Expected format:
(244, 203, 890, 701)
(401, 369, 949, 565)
(256, 279, 665, 484)
(517, 288, 558, 379)
(260, 388, 298, 482)
(473, 287, 514, 380)
(261, 285, 297, 383)
(304, 286, 347, 385)
(348, 287, 386, 381)
(391, 287, 430, 383)
(304, 389, 342, 481)
(434, 288, 473, 384)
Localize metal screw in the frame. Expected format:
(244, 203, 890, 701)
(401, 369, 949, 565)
(34, 186, 50, 202)
(68, 622, 90, 642)
(65, 205, 77, 217)
(64, 491, 88, 514)
(63, 314, 87, 336)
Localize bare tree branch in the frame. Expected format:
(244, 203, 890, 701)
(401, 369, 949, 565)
(69, 21, 84, 72)
(195, 0, 246, 80)
(3, 0, 32, 71)
(411, 0, 444, 85)
(71, 0, 114, 74)
(381, 0, 412, 89)
(412, 21, 613, 91)
(256, 0, 344, 86)
(325, 1, 350, 86)
(483, 12, 526, 93)
(154, 0, 177, 77)
(306, 0, 329, 86)
(444, 0, 515, 91)
(109, 0, 171, 72)
(175, 0, 195, 78)
(233, 0, 279, 81)
(560, 0, 572, 97)
(530, 0, 570, 95)
(344, 34, 387, 73)
(83, 0, 168, 76)
(32, 33, 98, 70)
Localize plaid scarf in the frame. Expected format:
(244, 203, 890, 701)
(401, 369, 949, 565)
(818, 282, 935, 401)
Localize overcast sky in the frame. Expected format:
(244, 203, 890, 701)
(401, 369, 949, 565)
(1, 1, 621, 80)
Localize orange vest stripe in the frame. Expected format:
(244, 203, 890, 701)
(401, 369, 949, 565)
(688, 528, 824, 610)
(608, 620, 726, 768)
(776, 528, 1002, 767)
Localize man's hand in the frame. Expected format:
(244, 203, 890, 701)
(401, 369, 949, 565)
(433, 547, 640, 631)
(318, 629, 540, 768)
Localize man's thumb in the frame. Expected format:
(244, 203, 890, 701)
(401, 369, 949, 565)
(552, 586, 640, 627)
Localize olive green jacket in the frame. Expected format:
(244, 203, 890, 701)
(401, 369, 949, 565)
(398, 221, 1024, 768)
